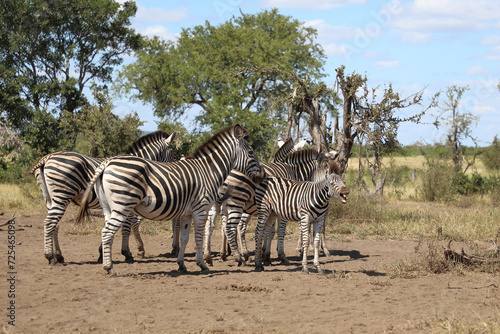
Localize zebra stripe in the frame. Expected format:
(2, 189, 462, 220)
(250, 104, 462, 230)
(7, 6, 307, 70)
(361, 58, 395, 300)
(31, 130, 177, 265)
(76, 125, 263, 276)
(204, 148, 331, 266)
(254, 160, 349, 274)
(273, 137, 295, 163)
(201, 138, 295, 264)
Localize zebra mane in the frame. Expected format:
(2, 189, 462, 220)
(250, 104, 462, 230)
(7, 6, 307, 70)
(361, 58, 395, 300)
(125, 130, 171, 155)
(188, 125, 250, 159)
(328, 160, 342, 174)
(281, 148, 319, 164)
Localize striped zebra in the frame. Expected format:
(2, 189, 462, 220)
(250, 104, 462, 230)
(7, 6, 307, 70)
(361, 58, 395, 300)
(31, 130, 177, 265)
(254, 160, 349, 274)
(201, 137, 295, 264)
(76, 125, 263, 276)
(204, 148, 335, 266)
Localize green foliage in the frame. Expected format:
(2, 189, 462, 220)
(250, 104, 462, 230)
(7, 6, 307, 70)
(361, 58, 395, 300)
(0, 0, 141, 129)
(418, 158, 455, 202)
(59, 84, 143, 157)
(22, 109, 62, 156)
(115, 9, 325, 158)
(481, 135, 500, 171)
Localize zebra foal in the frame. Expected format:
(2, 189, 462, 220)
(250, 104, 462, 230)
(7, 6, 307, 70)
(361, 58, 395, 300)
(31, 131, 177, 265)
(76, 125, 263, 276)
(254, 160, 349, 274)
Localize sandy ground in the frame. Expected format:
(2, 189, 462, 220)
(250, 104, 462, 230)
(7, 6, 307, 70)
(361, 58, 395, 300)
(1, 211, 499, 334)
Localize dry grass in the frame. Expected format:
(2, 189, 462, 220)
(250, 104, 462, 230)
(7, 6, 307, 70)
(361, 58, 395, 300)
(0, 182, 45, 215)
(395, 314, 500, 333)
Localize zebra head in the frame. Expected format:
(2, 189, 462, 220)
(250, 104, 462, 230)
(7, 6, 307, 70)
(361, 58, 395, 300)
(126, 130, 178, 163)
(321, 160, 349, 204)
(232, 125, 265, 183)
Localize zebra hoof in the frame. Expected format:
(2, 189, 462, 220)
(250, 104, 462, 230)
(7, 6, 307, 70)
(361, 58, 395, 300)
(124, 256, 135, 264)
(279, 257, 290, 265)
(323, 250, 331, 257)
(255, 264, 264, 272)
(106, 267, 117, 277)
(177, 262, 188, 273)
(302, 268, 309, 275)
(48, 258, 59, 266)
(137, 251, 145, 259)
(243, 253, 250, 261)
(204, 255, 213, 266)
(55, 255, 65, 263)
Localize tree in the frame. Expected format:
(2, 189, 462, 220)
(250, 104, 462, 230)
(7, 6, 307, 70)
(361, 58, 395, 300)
(114, 9, 326, 157)
(334, 66, 438, 195)
(435, 85, 480, 173)
(482, 135, 500, 171)
(59, 83, 143, 157)
(0, 0, 141, 136)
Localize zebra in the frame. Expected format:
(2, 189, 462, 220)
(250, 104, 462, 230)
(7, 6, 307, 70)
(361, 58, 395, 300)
(75, 125, 264, 276)
(201, 137, 296, 264)
(31, 130, 177, 265)
(204, 148, 336, 266)
(254, 160, 349, 274)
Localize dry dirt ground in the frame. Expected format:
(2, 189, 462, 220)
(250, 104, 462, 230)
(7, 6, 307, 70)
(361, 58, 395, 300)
(1, 210, 499, 334)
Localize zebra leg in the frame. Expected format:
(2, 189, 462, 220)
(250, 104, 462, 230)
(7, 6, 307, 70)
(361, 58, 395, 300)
(52, 224, 65, 263)
(120, 215, 135, 263)
(203, 203, 219, 266)
(313, 220, 325, 275)
(219, 205, 229, 261)
(225, 208, 245, 266)
(171, 218, 181, 255)
(263, 219, 276, 266)
(238, 212, 251, 261)
(132, 216, 145, 258)
(44, 205, 69, 265)
(300, 218, 311, 275)
(176, 216, 192, 273)
(276, 218, 290, 265)
(254, 210, 272, 272)
(194, 212, 210, 273)
(101, 214, 127, 276)
(320, 222, 331, 257)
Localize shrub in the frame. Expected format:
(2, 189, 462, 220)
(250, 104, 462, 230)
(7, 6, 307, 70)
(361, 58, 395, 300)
(418, 158, 455, 201)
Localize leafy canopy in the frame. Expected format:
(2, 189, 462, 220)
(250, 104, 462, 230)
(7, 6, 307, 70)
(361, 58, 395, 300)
(115, 9, 326, 151)
(0, 0, 141, 130)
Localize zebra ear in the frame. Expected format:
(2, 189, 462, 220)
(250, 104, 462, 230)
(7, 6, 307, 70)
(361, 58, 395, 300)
(233, 124, 250, 142)
(166, 131, 177, 144)
(321, 160, 330, 174)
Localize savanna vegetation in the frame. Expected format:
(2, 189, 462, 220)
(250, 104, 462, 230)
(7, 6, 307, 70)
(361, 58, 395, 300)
(1, 1, 499, 279)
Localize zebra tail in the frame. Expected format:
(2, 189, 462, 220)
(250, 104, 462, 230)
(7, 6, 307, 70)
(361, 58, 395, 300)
(75, 157, 111, 225)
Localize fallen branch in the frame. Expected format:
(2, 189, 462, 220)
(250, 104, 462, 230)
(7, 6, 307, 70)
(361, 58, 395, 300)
(444, 240, 500, 265)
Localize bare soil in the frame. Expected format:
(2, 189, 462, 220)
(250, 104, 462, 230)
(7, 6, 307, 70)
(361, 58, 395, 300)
(1, 211, 499, 334)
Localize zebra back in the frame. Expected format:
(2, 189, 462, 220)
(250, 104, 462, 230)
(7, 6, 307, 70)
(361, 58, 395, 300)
(273, 138, 294, 163)
(126, 130, 177, 162)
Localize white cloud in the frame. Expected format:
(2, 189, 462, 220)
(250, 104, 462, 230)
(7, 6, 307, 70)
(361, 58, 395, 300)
(390, 0, 500, 43)
(482, 46, 500, 60)
(261, 0, 365, 10)
(138, 25, 178, 42)
(305, 19, 361, 41)
(390, 29, 430, 43)
(135, 6, 188, 23)
(466, 66, 490, 76)
(323, 43, 350, 56)
(373, 60, 401, 69)
(480, 35, 500, 45)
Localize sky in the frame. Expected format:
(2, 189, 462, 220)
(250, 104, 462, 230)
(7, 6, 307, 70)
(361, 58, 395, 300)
(113, 0, 500, 146)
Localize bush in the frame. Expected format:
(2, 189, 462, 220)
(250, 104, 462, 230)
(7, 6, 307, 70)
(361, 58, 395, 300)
(418, 158, 455, 201)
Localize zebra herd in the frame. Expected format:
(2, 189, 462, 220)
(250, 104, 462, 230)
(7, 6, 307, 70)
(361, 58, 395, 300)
(32, 125, 349, 276)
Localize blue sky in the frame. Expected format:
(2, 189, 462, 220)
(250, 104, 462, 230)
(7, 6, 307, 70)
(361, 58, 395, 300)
(114, 0, 500, 146)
